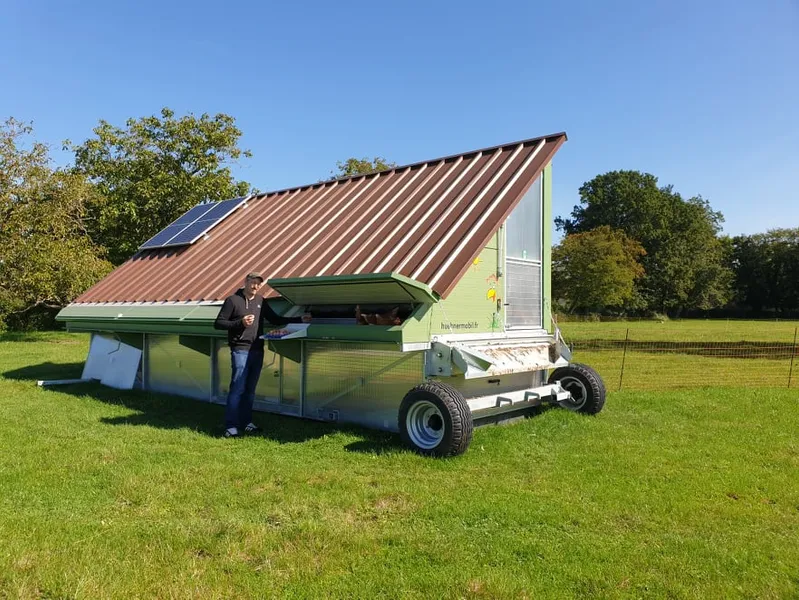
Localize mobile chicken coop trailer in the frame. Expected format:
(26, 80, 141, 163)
(57, 132, 606, 456)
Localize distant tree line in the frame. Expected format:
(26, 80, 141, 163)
(727, 229, 799, 317)
(553, 171, 799, 318)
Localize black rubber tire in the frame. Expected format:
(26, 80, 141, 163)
(548, 363, 606, 414)
(398, 381, 473, 457)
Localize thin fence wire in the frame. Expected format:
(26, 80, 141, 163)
(561, 323, 799, 391)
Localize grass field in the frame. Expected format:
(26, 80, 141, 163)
(1, 331, 798, 599)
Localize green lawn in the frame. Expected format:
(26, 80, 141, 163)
(1, 332, 798, 599)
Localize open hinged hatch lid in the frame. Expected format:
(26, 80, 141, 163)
(267, 273, 440, 306)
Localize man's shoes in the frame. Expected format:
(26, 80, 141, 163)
(225, 424, 259, 436)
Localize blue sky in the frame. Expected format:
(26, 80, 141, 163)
(2, 0, 797, 237)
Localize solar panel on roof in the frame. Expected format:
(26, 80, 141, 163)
(138, 196, 248, 251)
(162, 218, 218, 246)
(196, 197, 245, 221)
(172, 203, 216, 226)
(139, 224, 189, 250)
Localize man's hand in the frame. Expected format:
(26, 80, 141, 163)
(242, 314, 255, 327)
(301, 313, 312, 323)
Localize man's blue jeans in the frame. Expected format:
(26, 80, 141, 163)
(224, 348, 264, 429)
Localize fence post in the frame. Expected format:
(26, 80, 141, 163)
(789, 327, 798, 389)
(618, 328, 630, 392)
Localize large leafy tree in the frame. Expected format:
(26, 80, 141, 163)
(331, 156, 397, 178)
(730, 229, 799, 314)
(67, 108, 252, 264)
(557, 170, 732, 314)
(552, 226, 646, 313)
(0, 119, 112, 330)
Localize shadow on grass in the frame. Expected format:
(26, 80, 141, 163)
(0, 331, 75, 343)
(343, 432, 405, 455)
(2, 361, 85, 381)
(3, 361, 404, 451)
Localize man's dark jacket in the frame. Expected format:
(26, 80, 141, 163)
(214, 289, 301, 351)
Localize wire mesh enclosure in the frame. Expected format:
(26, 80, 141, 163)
(560, 321, 799, 391)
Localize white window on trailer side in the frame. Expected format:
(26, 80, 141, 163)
(504, 177, 543, 329)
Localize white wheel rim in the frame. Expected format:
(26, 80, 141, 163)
(406, 400, 445, 449)
(559, 375, 588, 410)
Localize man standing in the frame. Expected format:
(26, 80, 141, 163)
(214, 272, 308, 438)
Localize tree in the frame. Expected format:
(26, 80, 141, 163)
(0, 119, 112, 330)
(730, 228, 799, 314)
(557, 170, 732, 314)
(67, 108, 252, 264)
(331, 156, 397, 179)
(552, 226, 646, 313)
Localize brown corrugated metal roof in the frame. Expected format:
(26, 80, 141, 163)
(74, 132, 566, 304)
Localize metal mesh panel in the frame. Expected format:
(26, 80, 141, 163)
(561, 321, 799, 391)
(215, 342, 282, 403)
(506, 258, 542, 329)
(146, 334, 212, 400)
(304, 342, 424, 432)
(255, 349, 281, 402)
(215, 340, 230, 401)
(281, 355, 302, 408)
